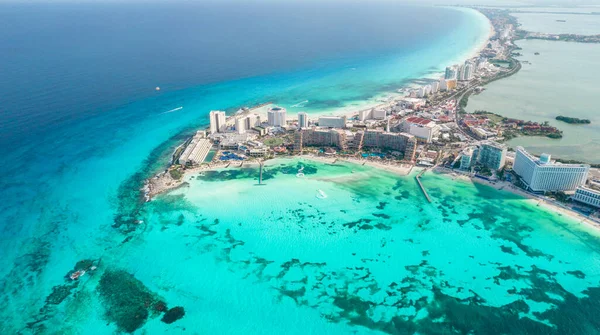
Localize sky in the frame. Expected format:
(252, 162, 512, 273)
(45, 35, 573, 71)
(1, 0, 600, 4)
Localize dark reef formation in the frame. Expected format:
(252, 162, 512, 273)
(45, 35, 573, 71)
(97, 270, 183, 333)
(161, 306, 185, 324)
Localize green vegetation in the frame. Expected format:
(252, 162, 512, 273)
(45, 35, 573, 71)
(546, 191, 570, 203)
(497, 168, 505, 180)
(169, 168, 183, 180)
(472, 110, 506, 124)
(555, 116, 591, 124)
(477, 166, 493, 177)
(263, 137, 284, 147)
(546, 133, 563, 139)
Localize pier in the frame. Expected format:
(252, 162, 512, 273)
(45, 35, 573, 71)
(416, 169, 431, 203)
(257, 161, 265, 186)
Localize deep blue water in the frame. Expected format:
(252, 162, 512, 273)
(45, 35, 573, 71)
(0, 1, 491, 332)
(1, 1, 462, 146)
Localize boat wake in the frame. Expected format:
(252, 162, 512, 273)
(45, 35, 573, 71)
(291, 100, 308, 108)
(316, 189, 327, 199)
(161, 106, 184, 114)
(296, 166, 305, 178)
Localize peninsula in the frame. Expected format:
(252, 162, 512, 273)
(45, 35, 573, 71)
(143, 8, 599, 227)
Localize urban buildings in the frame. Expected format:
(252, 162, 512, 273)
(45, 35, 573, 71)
(572, 186, 600, 208)
(301, 128, 348, 150)
(445, 65, 458, 80)
(318, 115, 347, 128)
(296, 128, 416, 161)
(447, 60, 477, 82)
(430, 81, 440, 94)
(459, 62, 474, 81)
(267, 106, 287, 127)
(361, 130, 417, 161)
(298, 112, 308, 128)
(477, 141, 507, 171)
(372, 108, 387, 120)
(209, 110, 226, 134)
(293, 131, 303, 153)
(401, 117, 440, 143)
(513, 147, 590, 192)
(235, 117, 246, 134)
(234, 114, 261, 134)
(460, 146, 476, 170)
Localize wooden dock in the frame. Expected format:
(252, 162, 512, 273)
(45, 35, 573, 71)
(416, 169, 432, 203)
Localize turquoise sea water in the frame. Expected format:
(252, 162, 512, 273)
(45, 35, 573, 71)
(8, 3, 594, 333)
(29, 158, 600, 333)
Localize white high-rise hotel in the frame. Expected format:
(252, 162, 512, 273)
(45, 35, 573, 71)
(297, 112, 308, 128)
(234, 114, 260, 134)
(513, 146, 590, 192)
(209, 110, 226, 134)
(267, 106, 287, 127)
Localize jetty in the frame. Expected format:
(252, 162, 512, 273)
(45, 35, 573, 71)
(257, 161, 265, 186)
(416, 169, 432, 203)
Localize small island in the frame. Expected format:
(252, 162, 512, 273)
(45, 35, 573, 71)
(556, 116, 591, 124)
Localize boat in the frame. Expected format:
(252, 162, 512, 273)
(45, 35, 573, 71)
(70, 270, 86, 280)
(297, 166, 305, 177)
(316, 189, 327, 199)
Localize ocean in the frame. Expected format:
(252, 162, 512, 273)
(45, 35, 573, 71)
(3, 1, 573, 333)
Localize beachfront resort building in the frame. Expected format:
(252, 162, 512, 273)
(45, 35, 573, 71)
(459, 63, 475, 81)
(235, 114, 261, 134)
(179, 131, 212, 166)
(300, 128, 348, 151)
(572, 186, 600, 208)
(318, 115, 347, 128)
(460, 146, 477, 171)
(401, 117, 440, 143)
(209, 110, 226, 134)
(362, 130, 417, 161)
(295, 128, 416, 161)
(298, 112, 309, 128)
(477, 141, 507, 171)
(267, 106, 287, 127)
(513, 147, 590, 192)
(358, 108, 387, 122)
(235, 117, 246, 134)
(445, 65, 458, 80)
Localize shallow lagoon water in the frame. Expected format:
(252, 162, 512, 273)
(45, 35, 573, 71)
(467, 39, 600, 163)
(512, 12, 600, 35)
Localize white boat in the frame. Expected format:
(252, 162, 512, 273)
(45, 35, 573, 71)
(316, 189, 327, 199)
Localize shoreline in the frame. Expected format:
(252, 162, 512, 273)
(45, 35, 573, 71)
(292, 6, 495, 120)
(433, 167, 600, 232)
(148, 154, 600, 236)
(146, 155, 415, 199)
